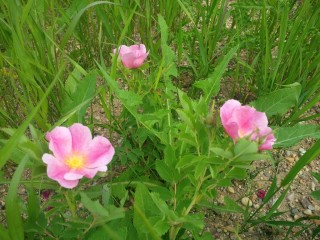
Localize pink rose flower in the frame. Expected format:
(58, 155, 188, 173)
(220, 99, 276, 150)
(42, 123, 115, 189)
(113, 44, 149, 69)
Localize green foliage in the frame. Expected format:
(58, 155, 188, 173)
(274, 124, 320, 148)
(5, 156, 28, 240)
(251, 83, 301, 117)
(0, 0, 319, 239)
(62, 70, 98, 124)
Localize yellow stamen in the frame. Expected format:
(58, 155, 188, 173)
(66, 154, 85, 169)
(238, 129, 246, 138)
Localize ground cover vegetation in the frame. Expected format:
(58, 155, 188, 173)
(0, 0, 320, 239)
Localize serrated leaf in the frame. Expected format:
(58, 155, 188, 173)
(251, 83, 301, 117)
(176, 109, 194, 128)
(274, 124, 320, 148)
(80, 192, 110, 218)
(155, 160, 174, 183)
(80, 193, 124, 222)
(176, 155, 203, 169)
(210, 147, 233, 159)
(226, 167, 247, 180)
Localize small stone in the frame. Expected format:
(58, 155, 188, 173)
(287, 193, 295, 203)
(308, 205, 315, 211)
(241, 197, 252, 207)
(294, 214, 300, 220)
(286, 157, 295, 163)
(315, 205, 320, 211)
(285, 150, 292, 157)
(290, 208, 299, 217)
(263, 171, 271, 178)
(299, 148, 306, 156)
(217, 195, 224, 204)
(227, 187, 235, 194)
(303, 209, 312, 216)
(299, 173, 308, 180)
(286, 217, 292, 221)
(300, 197, 312, 209)
(253, 204, 260, 209)
(312, 182, 316, 191)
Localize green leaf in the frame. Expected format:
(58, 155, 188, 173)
(6, 156, 28, 240)
(193, 45, 239, 103)
(311, 190, 320, 201)
(176, 155, 204, 169)
(155, 160, 174, 183)
(251, 83, 301, 117)
(274, 124, 320, 148)
(234, 139, 258, 157)
(80, 193, 124, 221)
(80, 192, 110, 217)
(158, 14, 177, 79)
(265, 220, 304, 227)
(62, 70, 97, 123)
(311, 172, 320, 182)
(133, 183, 161, 240)
(0, 224, 10, 240)
(176, 109, 194, 129)
(210, 147, 233, 159)
(65, 67, 83, 94)
(226, 167, 247, 180)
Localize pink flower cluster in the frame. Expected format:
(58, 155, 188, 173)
(220, 99, 275, 150)
(114, 44, 149, 69)
(42, 123, 115, 189)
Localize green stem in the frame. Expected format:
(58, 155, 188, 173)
(169, 175, 204, 240)
(64, 191, 77, 217)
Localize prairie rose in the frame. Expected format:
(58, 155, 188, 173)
(220, 99, 276, 150)
(114, 44, 149, 69)
(42, 123, 115, 189)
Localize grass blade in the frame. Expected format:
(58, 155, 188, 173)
(0, 63, 65, 170)
(5, 156, 28, 240)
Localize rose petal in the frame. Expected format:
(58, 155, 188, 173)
(46, 126, 72, 160)
(232, 106, 258, 136)
(118, 45, 131, 56)
(64, 172, 84, 180)
(57, 178, 79, 189)
(220, 99, 241, 126)
(87, 136, 115, 169)
(259, 133, 276, 150)
(69, 123, 92, 153)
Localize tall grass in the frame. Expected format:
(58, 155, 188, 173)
(0, 1, 319, 239)
(230, 0, 320, 120)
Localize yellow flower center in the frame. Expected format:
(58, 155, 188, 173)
(66, 154, 85, 169)
(238, 129, 246, 138)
